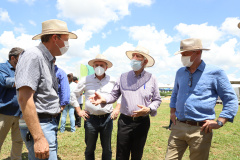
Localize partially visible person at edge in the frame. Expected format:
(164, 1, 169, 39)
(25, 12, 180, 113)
(15, 19, 77, 159)
(0, 47, 24, 160)
(53, 56, 70, 126)
(165, 38, 239, 160)
(73, 76, 83, 128)
(70, 54, 121, 160)
(89, 46, 162, 160)
(59, 73, 77, 133)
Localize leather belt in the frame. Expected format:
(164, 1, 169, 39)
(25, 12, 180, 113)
(38, 113, 58, 119)
(90, 113, 110, 118)
(178, 119, 205, 126)
(120, 114, 149, 122)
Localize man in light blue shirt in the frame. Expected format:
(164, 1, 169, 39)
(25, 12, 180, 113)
(165, 38, 238, 160)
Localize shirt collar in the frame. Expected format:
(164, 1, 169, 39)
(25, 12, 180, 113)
(6, 60, 14, 69)
(39, 42, 54, 62)
(184, 60, 205, 72)
(131, 69, 146, 77)
(94, 73, 108, 80)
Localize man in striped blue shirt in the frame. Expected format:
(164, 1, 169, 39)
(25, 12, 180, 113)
(0, 47, 24, 160)
(165, 38, 239, 160)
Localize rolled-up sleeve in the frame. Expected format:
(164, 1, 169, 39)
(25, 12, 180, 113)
(70, 78, 85, 108)
(216, 70, 239, 122)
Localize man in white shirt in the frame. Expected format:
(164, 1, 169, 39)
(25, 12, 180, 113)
(70, 54, 120, 160)
(73, 76, 83, 127)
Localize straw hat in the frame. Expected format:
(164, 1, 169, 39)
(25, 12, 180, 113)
(174, 38, 210, 55)
(88, 54, 113, 68)
(32, 19, 77, 40)
(126, 46, 155, 67)
(238, 22, 240, 29)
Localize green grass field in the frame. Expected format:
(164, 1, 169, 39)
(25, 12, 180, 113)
(1, 103, 240, 160)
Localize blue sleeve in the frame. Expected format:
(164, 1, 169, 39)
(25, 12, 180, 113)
(216, 69, 239, 122)
(0, 65, 14, 88)
(170, 71, 179, 108)
(57, 69, 70, 106)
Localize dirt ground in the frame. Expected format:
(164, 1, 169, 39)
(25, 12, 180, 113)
(161, 96, 171, 103)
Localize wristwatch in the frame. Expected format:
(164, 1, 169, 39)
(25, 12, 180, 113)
(216, 120, 223, 127)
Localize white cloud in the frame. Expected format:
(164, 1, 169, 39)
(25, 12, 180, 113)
(0, 31, 39, 61)
(29, 20, 36, 26)
(7, 0, 18, 2)
(14, 26, 26, 34)
(221, 17, 240, 37)
(175, 23, 223, 45)
(56, 0, 153, 32)
(202, 38, 240, 70)
(0, 8, 12, 23)
(24, 0, 36, 5)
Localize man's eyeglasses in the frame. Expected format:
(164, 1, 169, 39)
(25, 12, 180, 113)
(188, 73, 192, 87)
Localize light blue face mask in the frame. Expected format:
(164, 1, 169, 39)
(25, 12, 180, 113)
(130, 59, 143, 71)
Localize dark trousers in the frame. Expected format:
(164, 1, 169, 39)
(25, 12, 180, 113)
(84, 114, 113, 160)
(74, 104, 83, 127)
(116, 114, 150, 160)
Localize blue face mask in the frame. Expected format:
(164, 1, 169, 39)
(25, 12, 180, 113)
(130, 59, 143, 71)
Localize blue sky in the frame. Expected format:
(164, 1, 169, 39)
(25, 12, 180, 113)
(0, 0, 240, 86)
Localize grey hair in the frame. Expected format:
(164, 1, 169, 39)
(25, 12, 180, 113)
(8, 47, 24, 60)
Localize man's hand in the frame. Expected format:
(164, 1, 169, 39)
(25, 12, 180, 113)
(60, 105, 66, 112)
(201, 120, 221, 133)
(77, 110, 90, 121)
(170, 113, 176, 125)
(34, 136, 49, 159)
(170, 108, 177, 125)
(89, 92, 106, 106)
(111, 109, 120, 120)
(132, 105, 150, 117)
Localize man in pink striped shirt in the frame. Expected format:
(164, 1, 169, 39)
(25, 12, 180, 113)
(90, 46, 162, 160)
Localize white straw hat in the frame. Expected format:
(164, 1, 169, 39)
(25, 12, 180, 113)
(32, 19, 77, 40)
(174, 38, 210, 55)
(126, 46, 155, 67)
(88, 54, 113, 68)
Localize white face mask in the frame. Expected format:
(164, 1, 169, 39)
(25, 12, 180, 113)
(94, 66, 105, 76)
(181, 56, 193, 67)
(130, 59, 143, 71)
(55, 38, 69, 55)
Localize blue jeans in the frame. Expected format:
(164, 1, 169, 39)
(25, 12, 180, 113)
(60, 105, 75, 132)
(19, 117, 58, 160)
(84, 114, 113, 160)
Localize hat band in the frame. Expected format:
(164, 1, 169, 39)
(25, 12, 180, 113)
(180, 46, 202, 51)
(41, 29, 69, 32)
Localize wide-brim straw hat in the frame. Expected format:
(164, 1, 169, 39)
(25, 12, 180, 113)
(238, 22, 240, 29)
(32, 19, 77, 40)
(174, 38, 210, 55)
(88, 54, 113, 68)
(126, 46, 155, 67)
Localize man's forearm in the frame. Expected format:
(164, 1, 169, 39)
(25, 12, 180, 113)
(18, 87, 45, 142)
(170, 108, 176, 114)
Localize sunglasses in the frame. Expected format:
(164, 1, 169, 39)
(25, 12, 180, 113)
(188, 73, 192, 87)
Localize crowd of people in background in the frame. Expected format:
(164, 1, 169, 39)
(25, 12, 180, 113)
(0, 19, 239, 160)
